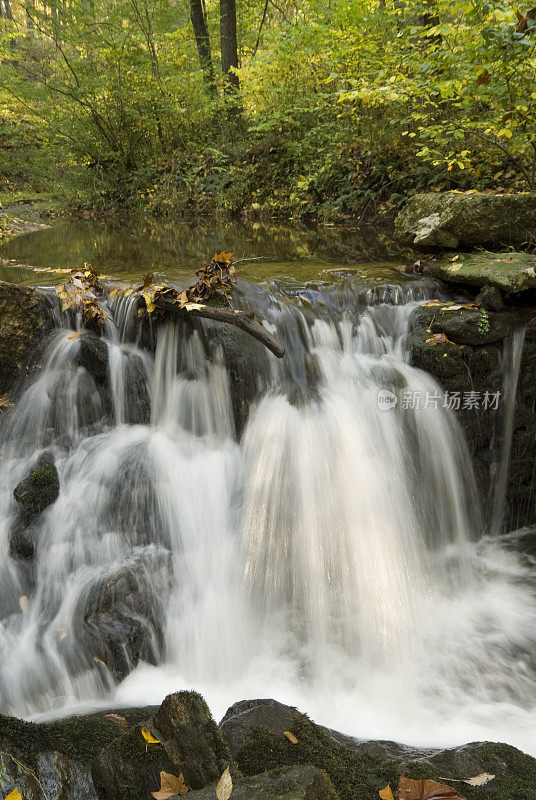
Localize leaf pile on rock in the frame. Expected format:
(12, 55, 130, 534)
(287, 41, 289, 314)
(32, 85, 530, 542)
(56, 264, 109, 328)
(137, 251, 237, 318)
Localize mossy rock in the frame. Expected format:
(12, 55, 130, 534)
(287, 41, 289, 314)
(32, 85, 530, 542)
(13, 458, 59, 515)
(422, 252, 536, 293)
(395, 192, 536, 251)
(0, 280, 53, 393)
(92, 691, 234, 800)
(185, 766, 338, 800)
(229, 705, 536, 800)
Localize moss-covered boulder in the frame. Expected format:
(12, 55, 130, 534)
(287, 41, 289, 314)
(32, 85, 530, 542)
(395, 192, 536, 250)
(222, 700, 536, 800)
(92, 691, 234, 800)
(0, 706, 156, 800)
(13, 456, 59, 516)
(422, 252, 536, 293)
(0, 280, 53, 396)
(185, 766, 338, 800)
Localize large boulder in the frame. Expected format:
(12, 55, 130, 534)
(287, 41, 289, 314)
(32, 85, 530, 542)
(186, 766, 338, 800)
(421, 252, 536, 294)
(220, 699, 536, 800)
(92, 691, 233, 800)
(0, 281, 53, 395)
(395, 192, 536, 251)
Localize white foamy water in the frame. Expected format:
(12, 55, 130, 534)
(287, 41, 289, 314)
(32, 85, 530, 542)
(1, 278, 536, 758)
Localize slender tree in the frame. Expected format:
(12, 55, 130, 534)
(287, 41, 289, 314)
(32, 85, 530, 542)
(220, 0, 239, 88)
(189, 0, 216, 93)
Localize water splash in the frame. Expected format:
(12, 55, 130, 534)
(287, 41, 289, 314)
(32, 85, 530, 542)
(0, 275, 536, 758)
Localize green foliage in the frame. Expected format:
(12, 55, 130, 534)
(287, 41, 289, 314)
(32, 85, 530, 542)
(1, 0, 535, 218)
(478, 308, 491, 335)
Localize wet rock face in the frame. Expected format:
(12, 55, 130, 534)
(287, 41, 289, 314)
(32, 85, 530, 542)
(13, 455, 59, 516)
(10, 454, 60, 560)
(395, 192, 536, 251)
(76, 335, 109, 385)
(409, 308, 536, 529)
(186, 766, 338, 800)
(92, 691, 233, 800)
(220, 699, 536, 800)
(0, 281, 53, 395)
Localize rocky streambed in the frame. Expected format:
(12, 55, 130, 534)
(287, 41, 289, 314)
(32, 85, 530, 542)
(1, 693, 536, 800)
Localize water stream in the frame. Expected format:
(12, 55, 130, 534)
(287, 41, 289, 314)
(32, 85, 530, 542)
(1, 255, 536, 756)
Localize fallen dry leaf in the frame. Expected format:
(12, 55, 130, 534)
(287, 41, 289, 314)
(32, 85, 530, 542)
(463, 774, 495, 787)
(5, 789, 22, 800)
(283, 731, 299, 744)
(141, 727, 160, 744)
(104, 713, 128, 728)
(152, 770, 189, 799)
(397, 774, 465, 800)
(216, 766, 233, 800)
(379, 784, 395, 800)
(426, 332, 452, 346)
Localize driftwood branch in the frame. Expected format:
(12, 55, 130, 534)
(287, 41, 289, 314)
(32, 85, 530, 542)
(103, 282, 285, 359)
(161, 298, 285, 358)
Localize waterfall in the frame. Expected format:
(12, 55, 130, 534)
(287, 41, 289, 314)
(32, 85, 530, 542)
(1, 274, 536, 757)
(489, 325, 527, 536)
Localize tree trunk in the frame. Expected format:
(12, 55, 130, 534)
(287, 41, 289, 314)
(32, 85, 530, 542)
(189, 0, 216, 93)
(3, 0, 13, 20)
(220, 0, 239, 88)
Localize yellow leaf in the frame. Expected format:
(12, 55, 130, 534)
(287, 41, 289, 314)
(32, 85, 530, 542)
(213, 251, 233, 263)
(5, 790, 22, 800)
(152, 771, 188, 800)
(216, 766, 233, 800)
(184, 303, 206, 311)
(142, 728, 160, 744)
(142, 293, 156, 313)
(379, 785, 394, 800)
(283, 731, 299, 744)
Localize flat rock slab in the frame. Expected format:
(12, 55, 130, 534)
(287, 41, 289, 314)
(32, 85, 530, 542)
(395, 192, 536, 250)
(184, 766, 338, 800)
(422, 252, 536, 293)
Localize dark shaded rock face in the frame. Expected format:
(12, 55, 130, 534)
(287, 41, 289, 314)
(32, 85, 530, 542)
(476, 285, 504, 312)
(78, 548, 169, 681)
(395, 193, 536, 251)
(76, 335, 109, 385)
(186, 766, 338, 800)
(409, 307, 536, 530)
(92, 691, 233, 800)
(10, 453, 60, 560)
(220, 699, 536, 800)
(0, 280, 53, 395)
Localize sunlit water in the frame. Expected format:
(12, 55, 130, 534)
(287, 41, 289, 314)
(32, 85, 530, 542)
(0, 256, 536, 757)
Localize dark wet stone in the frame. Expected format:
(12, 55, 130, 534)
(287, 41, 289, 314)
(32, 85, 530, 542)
(76, 335, 109, 386)
(92, 691, 233, 800)
(0, 281, 53, 394)
(13, 457, 59, 516)
(222, 699, 536, 800)
(184, 766, 338, 800)
(476, 285, 504, 312)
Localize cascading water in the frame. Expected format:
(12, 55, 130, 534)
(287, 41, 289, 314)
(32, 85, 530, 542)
(1, 272, 536, 758)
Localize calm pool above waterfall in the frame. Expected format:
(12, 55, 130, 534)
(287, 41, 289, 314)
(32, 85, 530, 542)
(1, 219, 536, 762)
(0, 218, 409, 286)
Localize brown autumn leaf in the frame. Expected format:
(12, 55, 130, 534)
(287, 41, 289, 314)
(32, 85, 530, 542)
(476, 69, 491, 86)
(516, 8, 536, 33)
(152, 770, 189, 800)
(397, 775, 465, 800)
(283, 731, 299, 744)
(216, 766, 233, 800)
(213, 251, 234, 264)
(426, 332, 452, 346)
(104, 713, 128, 727)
